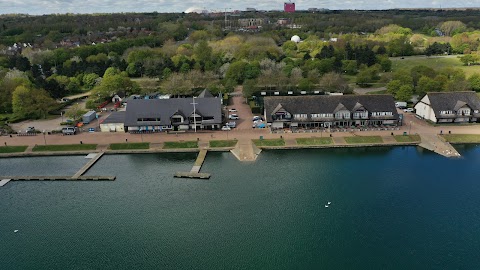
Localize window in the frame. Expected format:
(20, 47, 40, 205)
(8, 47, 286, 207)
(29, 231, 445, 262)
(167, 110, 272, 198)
(137, 118, 161, 122)
(294, 114, 308, 119)
(440, 110, 453, 115)
(371, 112, 393, 116)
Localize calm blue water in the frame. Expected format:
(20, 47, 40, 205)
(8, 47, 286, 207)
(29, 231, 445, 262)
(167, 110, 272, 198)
(1, 146, 480, 269)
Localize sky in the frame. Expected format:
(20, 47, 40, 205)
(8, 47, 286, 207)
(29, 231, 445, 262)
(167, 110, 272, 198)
(1, 0, 480, 15)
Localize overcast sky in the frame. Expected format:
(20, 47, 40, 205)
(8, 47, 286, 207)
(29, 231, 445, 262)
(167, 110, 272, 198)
(1, 0, 480, 15)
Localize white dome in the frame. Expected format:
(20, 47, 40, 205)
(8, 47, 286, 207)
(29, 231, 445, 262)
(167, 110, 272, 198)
(185, 7, 203, 13)
(291, 35, 301, 43)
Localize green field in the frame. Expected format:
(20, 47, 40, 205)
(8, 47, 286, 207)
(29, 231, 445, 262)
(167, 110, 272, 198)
(252, 138, 285, 147)
(442, 134, 480, 143)
(163, 141, 198, 149)
(296, 137, 333, 145)
(344, 136, 383, 144)
(391, 55, 480, 77)
(209, 140, 238, 148)
(0, 145, 28, 153)
(32, 144, 97, 151)
(109, 143, 150, 150)
(394, 135, 421, 143)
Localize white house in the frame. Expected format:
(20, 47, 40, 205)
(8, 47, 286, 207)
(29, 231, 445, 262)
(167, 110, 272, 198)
(414, 92, 480, 123)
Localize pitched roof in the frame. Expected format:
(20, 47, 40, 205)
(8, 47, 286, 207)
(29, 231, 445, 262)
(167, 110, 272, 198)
(425, 92, 480, 115)
(124, 97, 222, 127)
(264, 95, 398, 121)
(197, 89, 214, 98)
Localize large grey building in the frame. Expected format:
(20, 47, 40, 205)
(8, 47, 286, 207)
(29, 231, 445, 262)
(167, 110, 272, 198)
(124, 93, 222, 132)
(264, 95, 400, 130)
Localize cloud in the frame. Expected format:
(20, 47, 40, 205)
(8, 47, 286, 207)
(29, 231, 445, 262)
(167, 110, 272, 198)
(2, 0, 480, 14)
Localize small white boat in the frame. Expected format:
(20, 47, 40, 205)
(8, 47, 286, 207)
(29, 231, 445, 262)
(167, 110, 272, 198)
(14, 230, 19, 233)
(327, 202, 331, 205)
(325, 205, 329, 208)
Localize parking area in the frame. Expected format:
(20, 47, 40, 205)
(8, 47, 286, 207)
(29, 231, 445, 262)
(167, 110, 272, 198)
(9, 99, 119, 133)
(225, 88, 255, 130)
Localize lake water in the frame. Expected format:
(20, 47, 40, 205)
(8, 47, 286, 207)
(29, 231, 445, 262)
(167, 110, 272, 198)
(1, 146, 480, 269)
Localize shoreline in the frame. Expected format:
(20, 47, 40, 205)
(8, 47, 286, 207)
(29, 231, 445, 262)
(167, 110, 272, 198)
(0, 141, 421, 158)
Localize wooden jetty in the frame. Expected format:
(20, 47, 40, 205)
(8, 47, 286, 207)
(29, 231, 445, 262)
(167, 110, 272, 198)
(174, 172, 211, 179)
(72, 152, 104, 179)
(0, 175, 115, 183)
(175, 149, 211, 179)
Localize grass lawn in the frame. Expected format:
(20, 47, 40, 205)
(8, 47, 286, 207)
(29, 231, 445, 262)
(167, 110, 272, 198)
(344, 136, 383, 144)
(163, 141, 198, 149)
(209, 140, 238, 148)
(0, 145, 28, 153)
(394, 135, 421, 143)
(296, 137, 333, 145)
(32, 144, 97, 152)
(442, 134, 480, 143)
(252, 138, 285, 147)
(109, 142, 150, 150)
(391, 55, 480, 77)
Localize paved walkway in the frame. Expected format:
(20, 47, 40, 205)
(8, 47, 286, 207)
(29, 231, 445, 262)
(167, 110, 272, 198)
(419, 134, 461, 158)
(332, 137, 346, 145)
(231, 138, 261, 161)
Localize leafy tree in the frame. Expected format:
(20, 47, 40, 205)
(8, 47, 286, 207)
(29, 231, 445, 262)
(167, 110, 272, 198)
(395, 85, 413, 101)
(65, 103, 86, 121)
(82, 73, 100, 90)
(225, 61, 248, 84)
(458, 54, 480, 66)
(319, 72, 351, 93)
(468, 73, 480, 92)
(439, 21, 466, 36)
(417, 76, 441, 96)
(92, 73, 140, 101)
(12, 86, 56, 119)
(193, 40, 212, 63)
(387, 80, 403, 96)
(298, 78, 313, 91)
(242, 79, 257, 97)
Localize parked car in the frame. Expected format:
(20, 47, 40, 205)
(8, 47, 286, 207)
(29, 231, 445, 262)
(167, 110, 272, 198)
(226, 122, 236, 128)
(404, 108, 415, 113)
(228, 108, 237, 112)
(221, 126, 231, 131)
(395, 101, 407, 109)
(26, 127, 35, 133)
(252, 116, 263, 121)
(62, 127, 77, 135)
(229, 114, 239, 120)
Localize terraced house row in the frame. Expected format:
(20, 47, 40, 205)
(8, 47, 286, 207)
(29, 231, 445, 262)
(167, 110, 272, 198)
(263, 95, 401, 130)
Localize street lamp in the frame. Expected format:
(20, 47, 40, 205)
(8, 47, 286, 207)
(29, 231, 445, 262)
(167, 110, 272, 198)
(43, 131, 47, 145)
(409, 121, 412, 135)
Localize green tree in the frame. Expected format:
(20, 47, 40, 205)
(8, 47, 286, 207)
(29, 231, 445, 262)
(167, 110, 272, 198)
(92, 73, 140, 101)
(395, 85, 413, 102)
(387, 80, 403, 96)
(468, 73, 480, 92)
(225, 61, 248, 84)
(319, 72, 351, 93)
(65, 103, 86, 121)
(82, 73, 100, 90)
(12, 86, 56, 119)
(193, 40, 212, 63)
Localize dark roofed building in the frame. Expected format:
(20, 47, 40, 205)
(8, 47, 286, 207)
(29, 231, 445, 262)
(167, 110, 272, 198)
(124, 97, 222, 132)
(100, 111, 126, 132)
(414, 91, 480, 123)
(264, 95, 399, 130)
